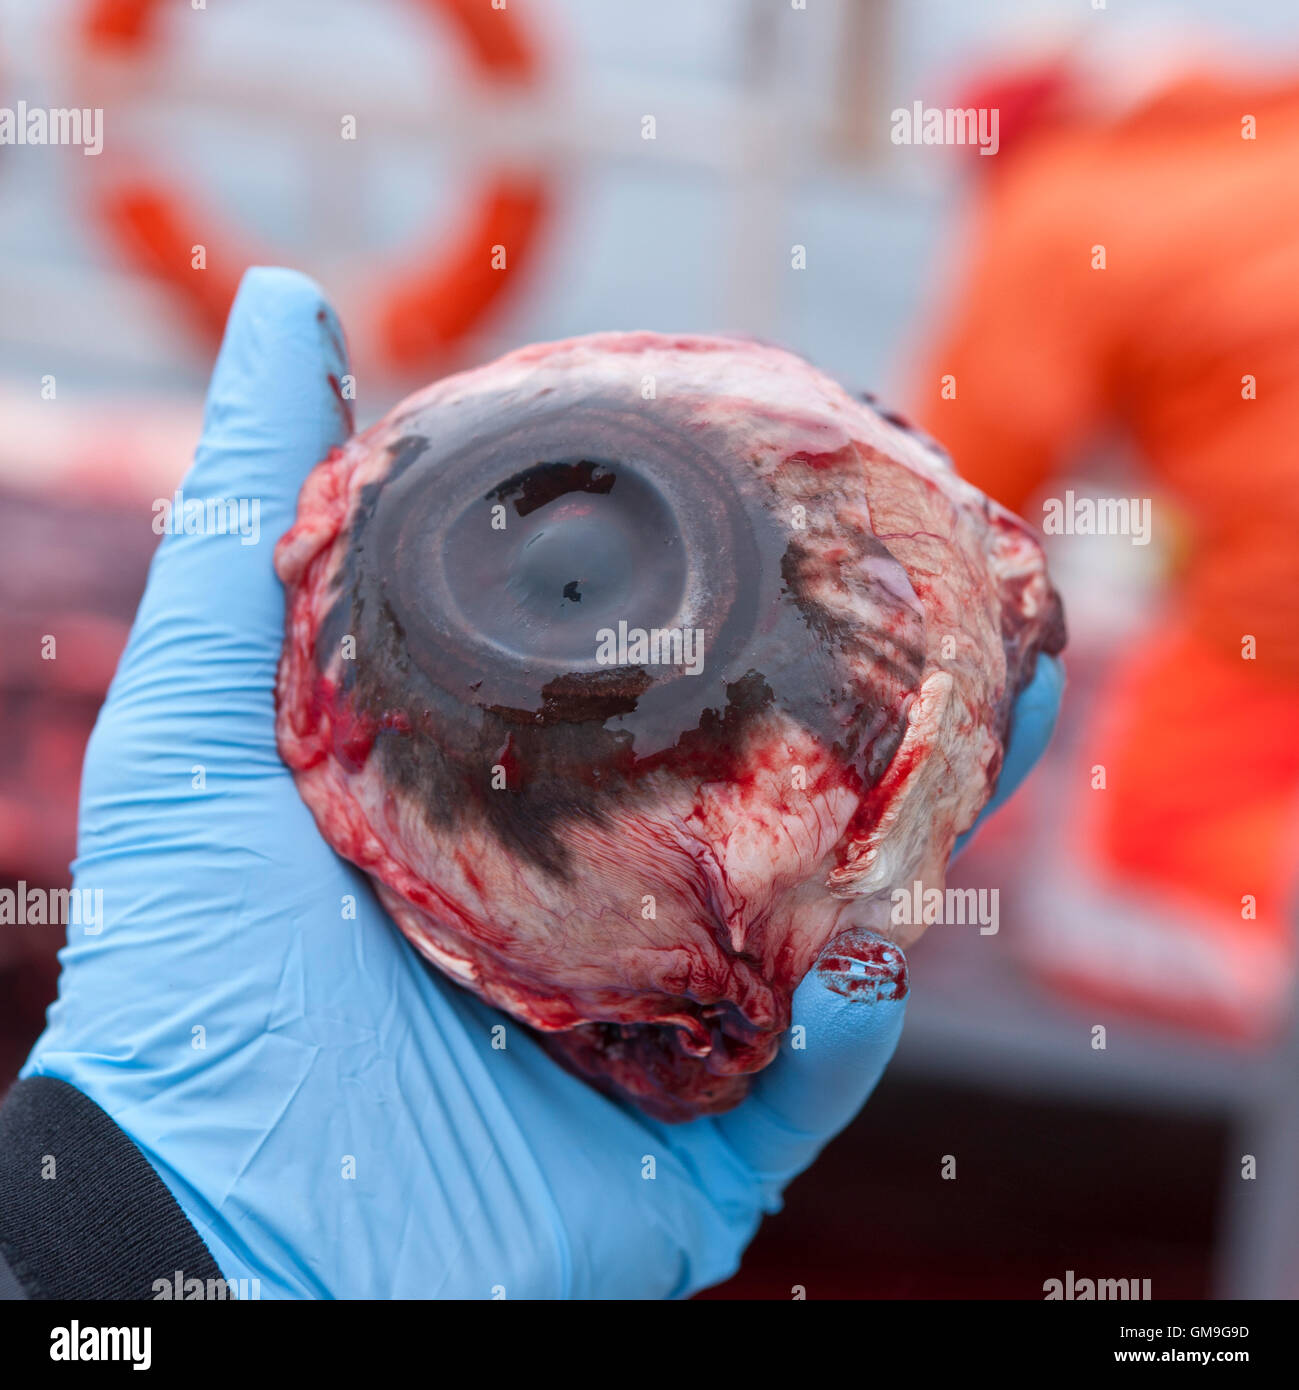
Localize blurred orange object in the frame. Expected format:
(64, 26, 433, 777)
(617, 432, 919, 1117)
(913, 66, 1299, 1038)
(78, 0, 552, 376)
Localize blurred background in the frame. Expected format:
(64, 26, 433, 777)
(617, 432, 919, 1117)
(2, 0, 1297, 1298)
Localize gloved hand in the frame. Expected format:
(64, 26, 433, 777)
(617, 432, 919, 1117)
(23, 269, 1062, 1299)
(955, 650, 1064, 858)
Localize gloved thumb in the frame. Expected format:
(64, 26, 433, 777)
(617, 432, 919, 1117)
(712, 926, 907, 1193)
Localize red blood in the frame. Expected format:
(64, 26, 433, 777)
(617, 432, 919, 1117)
(274, 332, 1064, 1120)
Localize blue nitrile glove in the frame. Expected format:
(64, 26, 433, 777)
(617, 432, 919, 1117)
(23, 269, 1060, 1299)
(954, 652, 1064, 859)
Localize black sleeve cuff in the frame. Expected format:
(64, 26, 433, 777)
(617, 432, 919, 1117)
(0, 1076, 224, 1300)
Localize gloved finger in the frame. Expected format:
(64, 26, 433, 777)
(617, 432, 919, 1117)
(953, 651, 1064, 858)
(107, 268, 350, 741)
(706, 926, 908, 1195)
(670, 660, 1059, 1201)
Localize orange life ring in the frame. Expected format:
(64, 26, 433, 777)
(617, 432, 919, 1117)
(78, 0, 552, 375)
